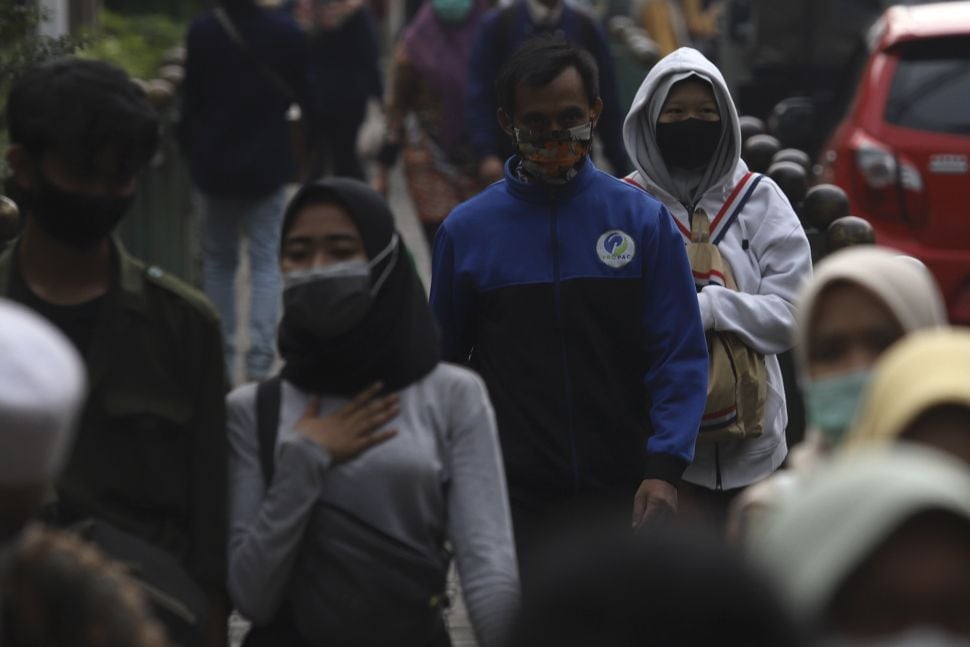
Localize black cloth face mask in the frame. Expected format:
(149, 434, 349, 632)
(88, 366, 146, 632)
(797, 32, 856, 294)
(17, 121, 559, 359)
(22, 172, 133, 250)
(655, 118, 722, 170)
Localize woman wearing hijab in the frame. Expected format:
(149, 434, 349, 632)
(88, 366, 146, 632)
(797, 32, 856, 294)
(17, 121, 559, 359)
(845, 329, 970, 465)
(622, 47, 812, 523)
(728, 247, 947, 541)
(226, 178, 519, 647)
(375, 0, 489, 246)
(794, 248, 947, 458)
(756, 447, 970, 646)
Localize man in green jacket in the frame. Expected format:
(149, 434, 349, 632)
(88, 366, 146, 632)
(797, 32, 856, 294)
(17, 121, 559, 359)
(2, 58, 229, 646)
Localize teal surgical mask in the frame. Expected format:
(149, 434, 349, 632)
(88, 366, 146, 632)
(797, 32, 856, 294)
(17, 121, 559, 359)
(433, 0, 473, 23)
(804, 369, 873, 446)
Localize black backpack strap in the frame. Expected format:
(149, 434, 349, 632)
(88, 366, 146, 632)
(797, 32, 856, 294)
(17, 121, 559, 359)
(255, 376, 283, 487)
(575, 7, 598, 52)
(712, 173, 764, 246)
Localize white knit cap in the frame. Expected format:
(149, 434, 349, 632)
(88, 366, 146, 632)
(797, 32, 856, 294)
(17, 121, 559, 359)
(0, 298, 86, 485)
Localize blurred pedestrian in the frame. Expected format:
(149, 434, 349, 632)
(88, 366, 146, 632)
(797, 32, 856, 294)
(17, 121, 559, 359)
(623, 47, 812, 529)
(845, 329, 970, 465)
(632, 0, 690, 56)
(682, 0, 721, 61)
(3, 57, 229, 646)
(431, 39, 708, 584)
(508, 520, 811, 647)
(728, 247, 947, 541)
(228, 179, 519, 647)
(466, 0, 632, 185)
(181, 0, 312, 383)
(2, 526, 170, 647)
(375, 0, 490, 247)
(756, 446, 970, 645)
(0, 302, 163, 647)
(792, 249, 946, 461)
(294, 0, 383, 180)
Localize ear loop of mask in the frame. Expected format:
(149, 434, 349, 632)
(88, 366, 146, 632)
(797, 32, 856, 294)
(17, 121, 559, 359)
(369, 233, 399, 296)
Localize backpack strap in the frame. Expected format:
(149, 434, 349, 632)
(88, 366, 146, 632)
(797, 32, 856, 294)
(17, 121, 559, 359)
(711, 173, 764, 246)
(494, 5, 518, 61)
(255, 375, 283, 488)
(213, 7, 295, 102)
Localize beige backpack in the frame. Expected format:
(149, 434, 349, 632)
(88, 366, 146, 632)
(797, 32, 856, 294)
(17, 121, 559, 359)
(684, 173, 767, 443)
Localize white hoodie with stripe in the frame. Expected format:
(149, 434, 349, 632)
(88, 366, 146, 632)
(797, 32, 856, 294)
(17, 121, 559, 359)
(622, 47, 812, 490)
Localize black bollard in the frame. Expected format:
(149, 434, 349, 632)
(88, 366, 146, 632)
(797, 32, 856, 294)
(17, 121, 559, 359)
(768, 160, 809, 208)
(739, 115, 766, 146)
(743, 134, 782, 174)
(771, 148, 812, 175)
(800, 184, 851, 232)
(825, 216, 877, 255)
(0, 196, 21, 250)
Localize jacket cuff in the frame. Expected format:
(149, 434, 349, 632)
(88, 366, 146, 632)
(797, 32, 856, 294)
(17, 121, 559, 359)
(697, 288, 715, 331)
(644, 453, 689, 486)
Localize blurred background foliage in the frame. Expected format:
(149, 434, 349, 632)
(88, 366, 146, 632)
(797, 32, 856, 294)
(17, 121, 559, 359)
(0, 0, 83, 176)
(80, 10, 186, 80)
(0, 0, 208, 177)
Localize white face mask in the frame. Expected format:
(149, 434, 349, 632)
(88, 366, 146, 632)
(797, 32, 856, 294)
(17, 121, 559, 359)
(825, 627, 970, 647)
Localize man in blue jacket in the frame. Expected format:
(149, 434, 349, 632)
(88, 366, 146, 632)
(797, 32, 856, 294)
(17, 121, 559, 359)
(431, 39, 708, 574)
(466, 0, 631, 185)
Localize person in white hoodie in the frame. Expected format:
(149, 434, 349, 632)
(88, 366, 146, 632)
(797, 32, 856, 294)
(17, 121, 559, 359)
(622, 47, 811, 524)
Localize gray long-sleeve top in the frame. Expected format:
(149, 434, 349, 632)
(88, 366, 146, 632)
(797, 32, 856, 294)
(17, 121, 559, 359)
(226, 363, 520, 647)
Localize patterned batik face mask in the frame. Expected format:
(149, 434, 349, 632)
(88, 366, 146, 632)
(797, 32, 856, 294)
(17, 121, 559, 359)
(513, 122, 594, 184)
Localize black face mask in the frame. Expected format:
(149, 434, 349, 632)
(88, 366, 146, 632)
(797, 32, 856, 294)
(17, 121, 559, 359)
(656, 118, 722, 170)
(23, 172, 133, 250)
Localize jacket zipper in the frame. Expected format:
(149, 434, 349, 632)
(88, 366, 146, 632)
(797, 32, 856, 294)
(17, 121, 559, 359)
(714, 443, 723, 491)
(549, 189, 580, 493)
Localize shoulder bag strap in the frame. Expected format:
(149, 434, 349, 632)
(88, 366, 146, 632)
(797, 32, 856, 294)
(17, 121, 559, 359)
(712, 173, 764, 246)
(255, 375, 283, 487)
(213, 7, 296, 101)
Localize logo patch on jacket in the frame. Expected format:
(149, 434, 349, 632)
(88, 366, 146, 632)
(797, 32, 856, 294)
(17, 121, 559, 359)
(597, 230, 636, 268)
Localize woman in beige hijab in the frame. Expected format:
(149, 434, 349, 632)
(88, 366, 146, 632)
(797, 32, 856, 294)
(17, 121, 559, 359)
(729, 247, 947, 540)
(844, 329, 970, 465)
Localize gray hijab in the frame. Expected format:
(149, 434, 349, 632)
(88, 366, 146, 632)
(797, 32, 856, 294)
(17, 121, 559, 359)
(624, 48, 742, 208)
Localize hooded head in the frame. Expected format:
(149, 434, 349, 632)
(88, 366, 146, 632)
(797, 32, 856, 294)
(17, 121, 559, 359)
(794, 247, 946, 446)
(623, 47, 741, 207)
(844, 329, 970, 465)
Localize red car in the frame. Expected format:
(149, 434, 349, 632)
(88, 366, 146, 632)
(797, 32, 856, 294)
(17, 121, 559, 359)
(818, 1, 970, 322)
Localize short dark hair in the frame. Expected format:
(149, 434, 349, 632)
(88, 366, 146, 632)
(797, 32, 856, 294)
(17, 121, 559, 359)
(7, 57, 159, 180)
(495, 37, 600, 118)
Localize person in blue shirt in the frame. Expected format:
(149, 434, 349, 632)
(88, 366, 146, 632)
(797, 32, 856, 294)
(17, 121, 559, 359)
(431, 38, 707, 581)
(465, 0, 632, 185)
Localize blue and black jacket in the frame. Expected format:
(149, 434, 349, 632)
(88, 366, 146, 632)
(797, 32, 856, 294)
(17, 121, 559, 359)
(430, 157, 708, 511)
